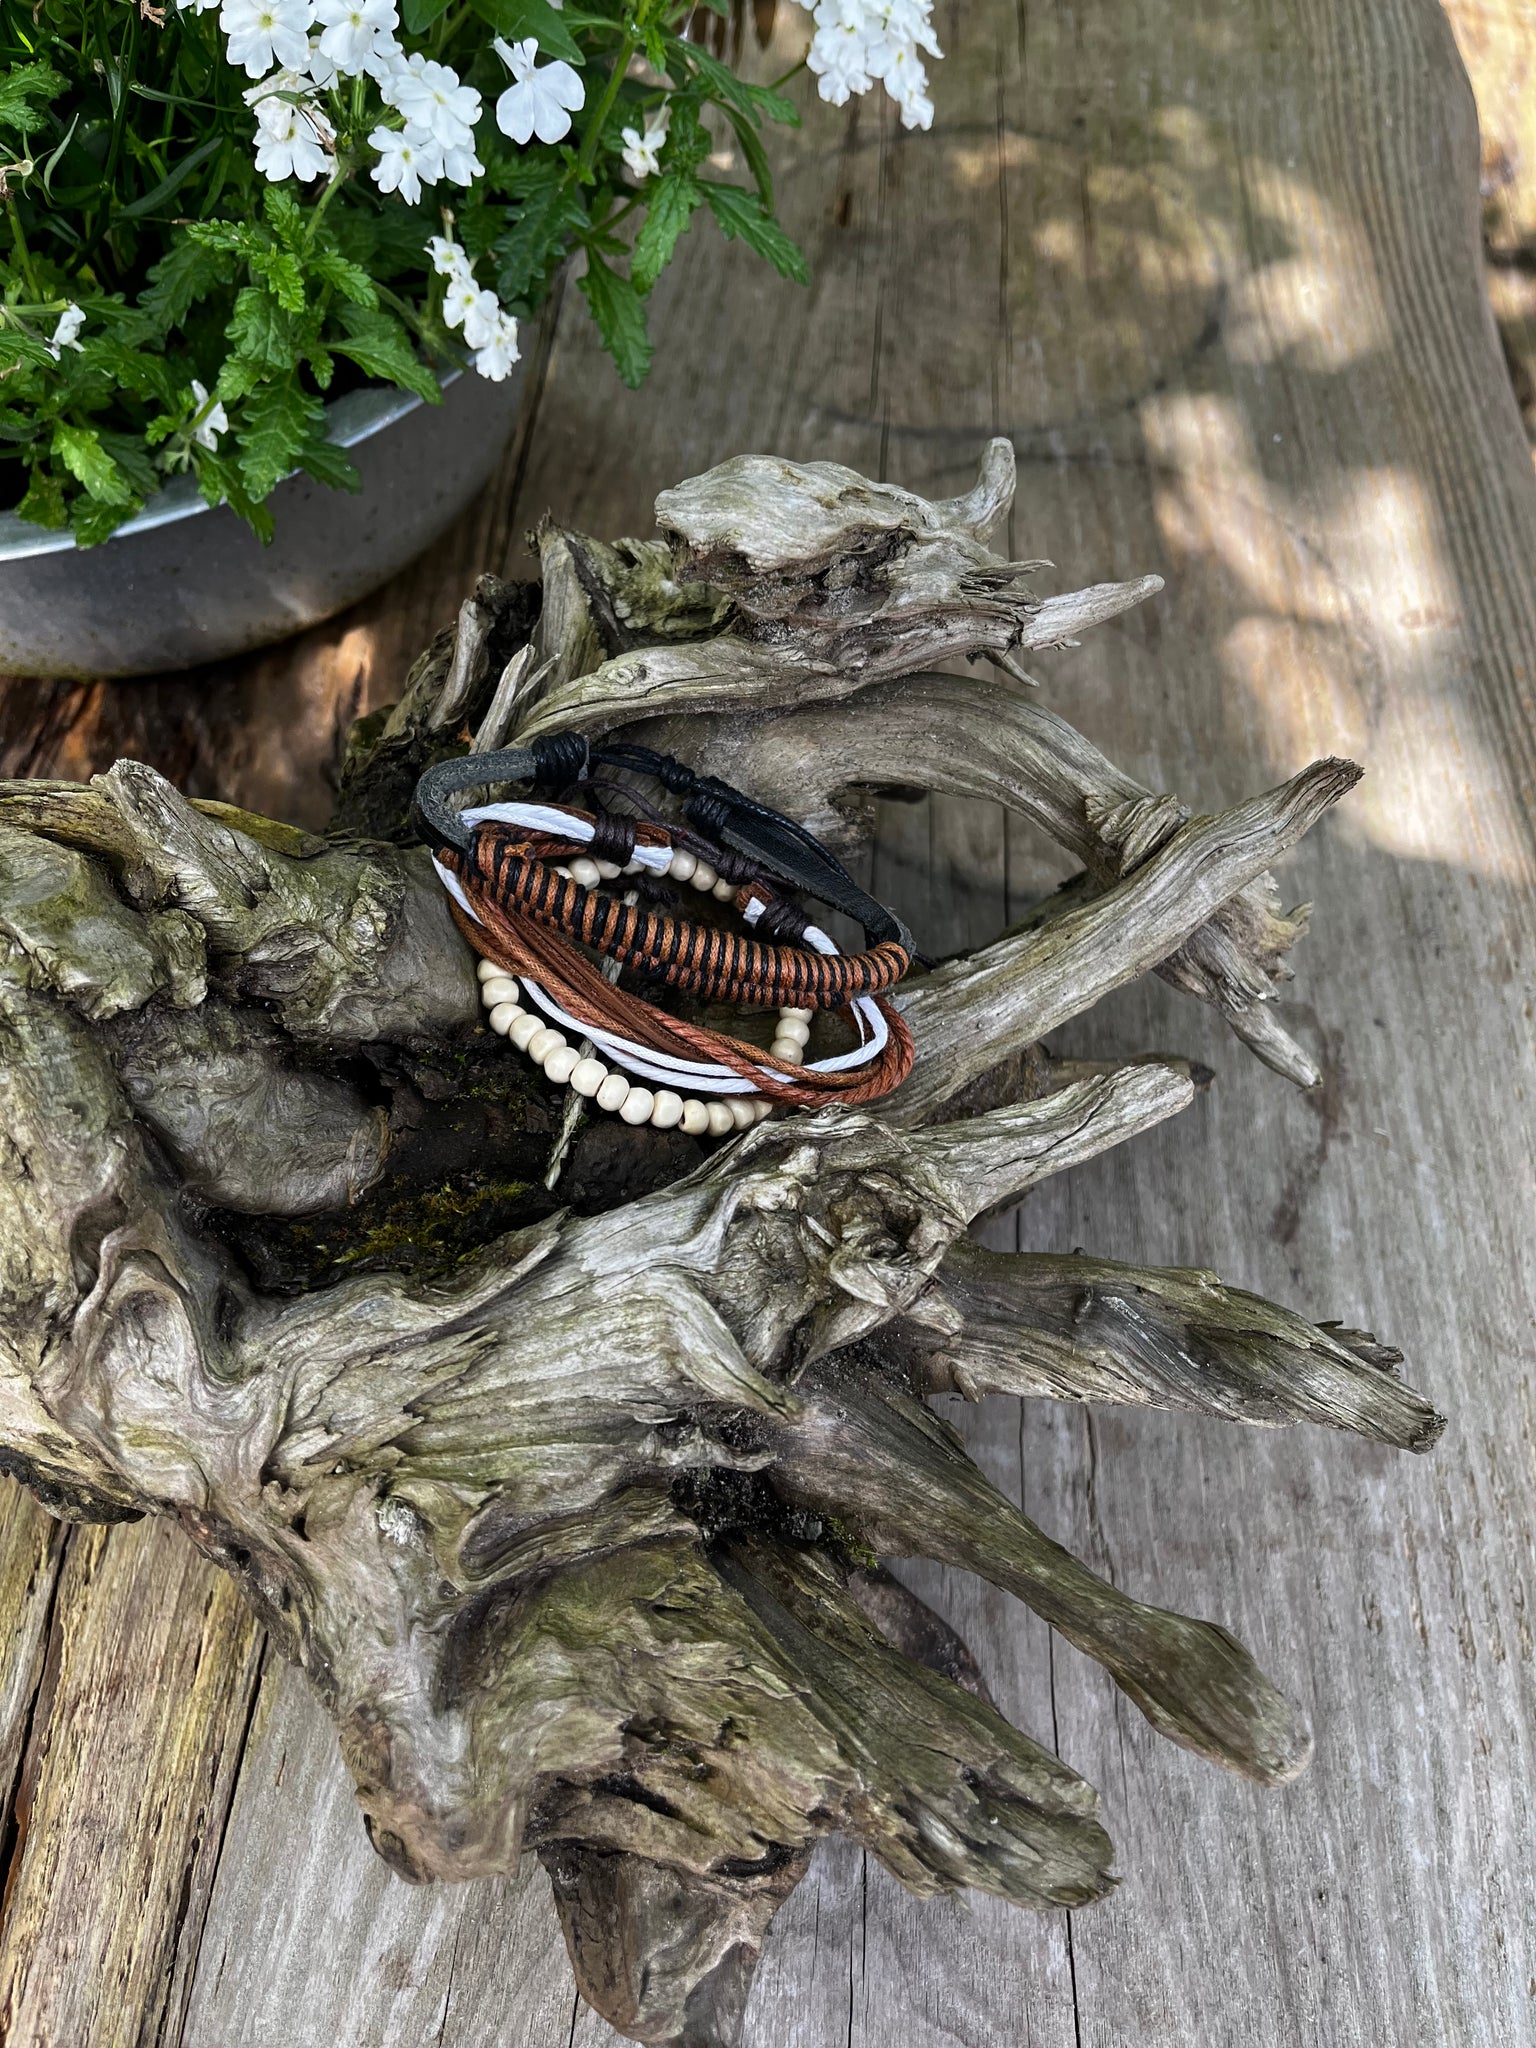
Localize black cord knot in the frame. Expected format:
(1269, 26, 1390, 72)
(530, 732, 590, 789)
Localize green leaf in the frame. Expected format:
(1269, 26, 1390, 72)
(52, 423, 133, 506)
(15, 467, 68, 532)
(331, 305, 440, 403)
(97, 430, 160, 502)
(195, 448, 275, 544)
(263, 184, 307, 251)
(578, 254, 652, 388)
(236, 372, 323, 500)
(251, 246, 307, 314)
(724, 105, 775, 211)
(310, 245, 378, 308)
(78, 337, 180, 408)
(701, 182, 809, 284)
(229, 285, 299, 371)
(118, 134, 222, 220)
(297, 437, 362, 493)
(630, 171, 703, 295)
(472, 0, 585, 65)
(0, 328, 58, 375)
(402, 0, 454, 25)
(493, 179, 588, 304)
(70, 494, 136, 549)
(664, 40, 798, 128)
(0, 59, 65, 136)
(142, 236, 234, 332)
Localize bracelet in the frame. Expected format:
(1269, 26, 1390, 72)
(417, 738, 917, 1123)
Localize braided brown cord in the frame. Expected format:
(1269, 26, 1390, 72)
(464, 811, 912, 1009)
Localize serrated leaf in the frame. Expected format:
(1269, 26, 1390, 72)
(97, 430, 160, 501)
(0, 329, 58, 375)
(142, 236, 234, 332)
(52, 423, 133, 506)
(236, 372, 322, 499)
(664, 39, 798, 127)
(724, 105, 774, 211)
(331, 305, 440, 403)
(70, 493, 137, 549)
(251, 246, 307, 314)
(310, 245, 377, 308)
(15, 467, 68, 531)
(630, 171, 702, 294)
(78, 336, 180, 408)
(493, 179, 588, 304)
(297, 437, 362, 493)
(229, 285, 299, 370)
(195, 448, 276, 544)
(0, 60, 65, 135)
(263, 184, 307, 250)
(578, 253, 652, 388)
(472, 0, 584, 64)
(701, 182, 809, 284)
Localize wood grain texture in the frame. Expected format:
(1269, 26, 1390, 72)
(1442, 0, 1536, 437)
(1, 0, 1534, 2042)
(0, 1518, 263, 2048)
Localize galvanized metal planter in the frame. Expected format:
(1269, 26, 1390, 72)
(0, 365, 525, 679)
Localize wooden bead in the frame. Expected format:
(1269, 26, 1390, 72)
(480, 975, 521, 1008)
(775, 1017, 811, 1047)
(781, 1006, 814, 1022)
(753, 1100, 774, 1121)
(728, 1099, 756, 1129)
(691, 861, 718, 891)
(595, 859, 622, 880)
(668, 849, 696, 882)
(680, 1099, 710, 1135)
(544, 1045, 580, 1085)
(475, 956, 501, 982)
(619, 1087, 655, 1126)
(527, 1026, 565, 1063)
(596, 1072, 630, 1112)
(509, 1012, 543, 1049)
(705, 1102, 735, 1137)
(650, 1090, 684, 1129)
(570, 857, 601, 888)
(570, 1058, 607, 1097)
(769, 1037, 804, 1064)
(488, 1001, 521, 1035)
(711, 877, 736, 902)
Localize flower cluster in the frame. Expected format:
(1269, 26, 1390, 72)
(428, 235, 521, 382)
(805, 0, 941, 130)
(203, 2, 588, 214)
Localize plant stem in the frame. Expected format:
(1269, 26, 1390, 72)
(6, 197, 40, 299)
(575, 30, 638, 179)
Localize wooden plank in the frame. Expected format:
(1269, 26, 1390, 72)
(0, 1482, 64, 1826)
(0, 1515, 262, 2047)
(1442, 0, 1536, 440)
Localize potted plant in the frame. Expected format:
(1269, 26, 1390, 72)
(0, 0, 941, 675)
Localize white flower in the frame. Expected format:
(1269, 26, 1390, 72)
(246, 68, 334, 178)
(313, 0, 396, 76)
(302, 34, 340, 88)
(619, 107, 668, 181)
(442, 277, 501, 349)
(253, 97, 333, 180)
(368, 123, 440, 204)
(438, 137, 485, 187)
(189, 379, 229, 451)
(384, 53, 480, 151)
(220, 0, 316, 78)
(492, 36, 584, 147)
(179, 0, 221, 11)
(474, 309, 520, 381)
(427, 233, 471, 284)
(47, 304, 84, 358)
(806, 0, 941, 127)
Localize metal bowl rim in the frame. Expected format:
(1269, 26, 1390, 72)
(0, 373, 454, 564)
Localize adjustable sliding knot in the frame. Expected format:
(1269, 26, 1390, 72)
(529, 731, 590, 790)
